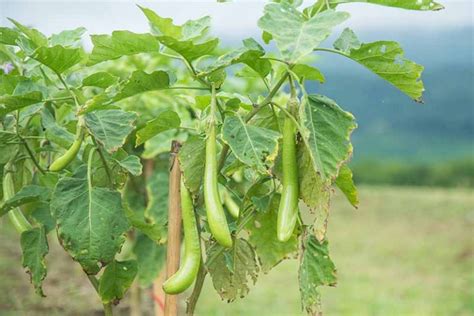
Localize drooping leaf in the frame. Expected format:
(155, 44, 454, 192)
(8, 18, 48, 48)
(0, 185, 50, 217)
(49, 27, 86, 47)
(246, 194, 298, 272)
(136, 110, 180, 146)
(133, 234, 166, 287)
(334, 38, 425, 101)
(292, 64, 325, 83)
(300, 94, 356, 181)
(32, 45, 84, 74)
(114, 154, 143, 176)
(335, 164, 359, 208)
(114, 70, 170, 102)
(178, 135, 206, 195)
(82, 72, 118, 89)
(222, 116, 281, 174)
(84, 109, 137, 153)
(20, 226, 49, 296)
(88, 31, 160, 65)
(0, 91, 43, 115)
(299, 235, 337, 315)
(258, 3, 349, 62)
(158, 36, 219, 63)
(207, 238, 259, 302)
(333, 27, 360, 53)
(98, 260, 138, 304)
(51, 167, 130, 274)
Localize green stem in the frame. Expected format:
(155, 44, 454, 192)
(313, 47, 350, 58)
(87, 275, 113, 316)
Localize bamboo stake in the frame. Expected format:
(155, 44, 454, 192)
(164, 141, 182, 316)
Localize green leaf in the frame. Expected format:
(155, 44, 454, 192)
(82, 72, 118, 89)
(335, 164, 359, 208)
(139, 6, 183, 38)
(246, 194, 298, 272)
(49, 27, 86, 47)
(292, 64, 325, 83)
(20, 226, 49, 297)
(98, 260, 138, 304)
(8, 18, 48, 48)
(178, 135, 206, 195)
(41, 109, 75, 149)
(114, 155, 143, 176)
(0, 91, 43, 115)
(222, 116, 281, 174)
(114, 70, 170, 102)
(300, 94, 356, 181)
(144, 160, 168, 232)
(299, 235, 337, 315)
(0, 27, 21, 45)
(194, 95, 211, 110)
(136, 110, 180, 146)
(125, 206, 165, 244)
(133, 234, 166, 287)
(139, 6, 210, 40)
(31, 202, 56, 233)
(51, 167, 130, 274)
(208, 238, 259, 302)
(84, 109, 137, 153)
(32, 45, 84, 74)
(204, 38, 271, 78)
(0, 185, 50, 217)
(258, 3, 349, 62)
(336, 38, 425, 101)
(158, 36, 219, 63)
(333, 27, 360, 53)
(88, 31, 160, 65)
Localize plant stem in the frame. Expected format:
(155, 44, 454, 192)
(313, 47, 350, 58)
(87, 274, 113, 316)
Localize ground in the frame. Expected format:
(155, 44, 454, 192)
(0, 186, 472, 315)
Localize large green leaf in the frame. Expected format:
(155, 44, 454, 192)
(88, 31, 160, 65)
(334, 36, 425, 101)
(0, 185, 50, 217)
(20, 226, 49, 296)
(0, 91, 43, 115)
(335, 164, 359, 208)
(300, 94, 356, 181)
(51, 167, 130, 274)
(299, 235, 337, 315)
(136, 110, 180, 146)
(114, 70, 170, 102)
(258, 3, 349, 62)
(222, 116, 281, 174)
(49, 27, 86, 47)
(84, 109, 138, 153)
(0, 27, 21, 45)
(139, 6, 210, 40)
(178, 135, 206, 195)
(98, 260, 138, 304)
(133, 234, 166, 287)
(207, 238, 259, 302)
(246, 194, 298, 272)
(82, 72, 118, 89)
(158, 36, 219, 63)
(32, 45, 84, 74)
(8, 18, 48, 47)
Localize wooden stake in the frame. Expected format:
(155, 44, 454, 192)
(164, 141, 182, 316)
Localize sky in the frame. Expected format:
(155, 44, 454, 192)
(0, 0, 472, 46)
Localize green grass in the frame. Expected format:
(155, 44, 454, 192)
(0, 186, 472, 315)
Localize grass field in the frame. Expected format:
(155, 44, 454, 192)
(0, 186, 473, 316)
